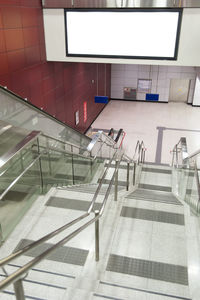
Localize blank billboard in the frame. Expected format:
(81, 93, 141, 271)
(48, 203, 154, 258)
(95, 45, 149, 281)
(65, 9, 182, 60)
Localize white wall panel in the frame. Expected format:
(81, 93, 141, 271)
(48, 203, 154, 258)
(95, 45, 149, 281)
(44, 8, 200, 66)
(111, 64, 196, 102)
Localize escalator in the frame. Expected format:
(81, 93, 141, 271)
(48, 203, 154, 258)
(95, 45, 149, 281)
(0, 85, 91, 149)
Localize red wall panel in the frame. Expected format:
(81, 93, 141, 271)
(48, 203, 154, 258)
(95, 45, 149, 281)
(0, 1, 111, 133)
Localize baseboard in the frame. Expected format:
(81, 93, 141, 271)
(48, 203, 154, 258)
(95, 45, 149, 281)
(110, 98, 168, 103)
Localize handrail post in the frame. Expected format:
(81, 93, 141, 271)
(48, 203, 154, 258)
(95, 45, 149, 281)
(133, 162, 136, 185)
(143, 149, 145, 163)
(90, 151, 93, 176)
(176, 145, 178, 168)
(95, 210, 100, 262)
(37, 138, 44, 193)
(13, 279, 25, 300)
(172, 148, 175, 167)
(140, 148, 144, 164)
(126, 162, 130, 191)
(114, 160, 118, 201)
(0, 224, 3, 245)
(46, 137, 52, 175)
(71, 145, 75, 185)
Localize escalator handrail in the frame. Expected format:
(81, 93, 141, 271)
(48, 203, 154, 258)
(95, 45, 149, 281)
(0, 85, 91, 143)
(0, 131, 41, 169)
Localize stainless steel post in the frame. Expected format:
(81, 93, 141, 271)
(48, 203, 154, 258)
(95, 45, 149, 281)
(115, 160, 118, 201)
(126, 162, 130, 191)
(37, 138, 44, 193)
(46, 138, 52, 175)
(0, 224, 3, 245)
(133, 162, 136, 185)
(90, 152, 93, 175)
(140, 148, 144, 164)
(71, 145, 75, 185)
(95, 210, 99, 262)
(13, 279, 25, 300)
(143, 149, 145, 163)
(176, 145, 178, 168)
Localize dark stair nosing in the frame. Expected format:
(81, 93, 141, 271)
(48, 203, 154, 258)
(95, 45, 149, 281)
(106, 254, 188, 286)
(139, 184, 171, 192)
(46, 196, 101, 212)
(120, 206, 185, 225)
(98, 178, 126, 187)
(126, 195, 182, 206)
(14, 239, 89, 266)
(142, 167, 172, 174)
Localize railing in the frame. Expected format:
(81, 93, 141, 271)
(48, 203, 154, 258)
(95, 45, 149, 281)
(0, 123, 146, 298)
(171, 137, 188, 168)
(171, 137, 200, 214)
(132, 140, 146, 185)
(0, 131, 43, 201)
(0, 150, 124, 299)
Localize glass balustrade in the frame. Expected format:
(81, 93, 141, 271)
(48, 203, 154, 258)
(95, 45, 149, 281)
(0, 139, 41, 243)
(0, 86, 91, 149)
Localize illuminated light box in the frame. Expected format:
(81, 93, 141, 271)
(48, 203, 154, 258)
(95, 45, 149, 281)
(65, 9, 182, 60)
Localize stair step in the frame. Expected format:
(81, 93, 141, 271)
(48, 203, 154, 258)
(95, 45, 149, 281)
(142, 167, 172, 174)
(126, 189, 182, 205)
(138, 184, 171, 192)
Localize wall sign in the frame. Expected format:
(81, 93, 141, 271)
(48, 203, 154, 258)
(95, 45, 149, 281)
(138, 79, 152, 93)
(75, 110, 79, 125)
(83, 101, 87, 123)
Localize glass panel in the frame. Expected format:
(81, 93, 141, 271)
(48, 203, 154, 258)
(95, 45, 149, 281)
(0, 120, 31, 157)
(37, 135, 102, 189)
(0, 87, 90, 149)
(184, 164, 199, 213)
(0, 142, 41, 242)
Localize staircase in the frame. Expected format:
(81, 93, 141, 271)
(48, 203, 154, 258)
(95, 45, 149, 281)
(0, 162, 193, 300)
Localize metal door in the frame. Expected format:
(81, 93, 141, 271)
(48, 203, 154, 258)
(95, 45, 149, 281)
(169, 79, 191, 102)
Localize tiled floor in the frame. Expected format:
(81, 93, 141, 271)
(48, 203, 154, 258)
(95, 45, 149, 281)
(1, 101, 200, 299)
(91, 101, 200, 164)
(1, 161, 199, 300)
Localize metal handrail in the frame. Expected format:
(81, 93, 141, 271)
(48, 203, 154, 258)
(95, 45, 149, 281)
(42, 133, 87, 154)
(133, 140, 146, 163)
(32, 142, 93, 161)
(0, 151, 123, 296)
(0, 151, 44, 201)
(183, 148, 200, 162)
(171, 137, 188, 168)
(0, 150, 117, 267)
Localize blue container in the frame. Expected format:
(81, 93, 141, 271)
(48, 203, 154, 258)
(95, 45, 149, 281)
(95, 96, 109, 104)
(146, 94, 159, 101)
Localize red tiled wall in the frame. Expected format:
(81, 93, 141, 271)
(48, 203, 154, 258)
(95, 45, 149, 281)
(0, 1, 111, 133)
